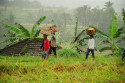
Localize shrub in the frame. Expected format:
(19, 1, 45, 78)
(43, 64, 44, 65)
(57, 48, 80, 57)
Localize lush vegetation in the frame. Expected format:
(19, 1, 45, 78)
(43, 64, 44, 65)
(0, 50, 125, 83)
(0, 16, 46, 49)
(0, 0, 125, 83)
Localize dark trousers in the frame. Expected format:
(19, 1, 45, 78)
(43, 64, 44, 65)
(85, 49, 95, 59)
(122, 55, 125, 61)
(48, 47, 56, 56)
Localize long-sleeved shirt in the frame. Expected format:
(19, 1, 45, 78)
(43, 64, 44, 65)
(40, 39, 49, 51)
(88, 38, 94, 49)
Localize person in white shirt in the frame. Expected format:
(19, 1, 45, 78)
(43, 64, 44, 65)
(85, 35, 95, 60)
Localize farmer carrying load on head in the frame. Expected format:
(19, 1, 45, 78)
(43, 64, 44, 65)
(48, 31, 57, 57)
(39, 34, 50, 60)
(85, 28, 95, 60)
(40, 25, 58, 59)
(48, 25, 58, 58)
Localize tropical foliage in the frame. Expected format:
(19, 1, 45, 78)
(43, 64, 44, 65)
(94, 13, 125, 56)
(72, 13, 125, 56)
(1, 16, 46, 46)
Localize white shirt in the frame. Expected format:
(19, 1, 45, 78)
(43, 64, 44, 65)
(88, 38, 94, 49)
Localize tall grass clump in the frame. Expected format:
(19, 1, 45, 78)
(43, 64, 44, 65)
(57, 48, 80, 57)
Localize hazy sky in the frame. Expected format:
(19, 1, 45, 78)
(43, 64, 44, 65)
(31, 0, 125, 11)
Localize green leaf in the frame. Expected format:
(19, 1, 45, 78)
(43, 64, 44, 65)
(31, 16, 46, 37)
(15, 22, 30, 37)
(122, 8, 125, 25)
(109, 13, 117, 39)
(5, 25, 25, 37)
(74, 17, 78, 37)
(78, 36, 89, 43)
(114, 45, 122, 56)
(89, 25, 108, 37)
(3, 31, 16, 37)
(114, 27, 125, 38)
(33, 29, 40, 37)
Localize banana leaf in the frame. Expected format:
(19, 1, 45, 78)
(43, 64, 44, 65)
(74, 17, 78, 37)
(114, 27, 125, 38)
(31, 16, 46, 37)
(114, 45, 122, 56)
(3, 31, 16, 37)
(109, 13, 117, 39)
(5, 25, 27, 37)
(15, 22, 30, 37)
(33, 29, 40, 37)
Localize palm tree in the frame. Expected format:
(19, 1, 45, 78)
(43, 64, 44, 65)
(1, 16, 46, 45)
(104, 1, 113, 8)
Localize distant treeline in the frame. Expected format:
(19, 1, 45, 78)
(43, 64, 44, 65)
(0, 0, 42, 8)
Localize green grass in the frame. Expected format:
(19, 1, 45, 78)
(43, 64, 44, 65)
(0, 52, 125, 83)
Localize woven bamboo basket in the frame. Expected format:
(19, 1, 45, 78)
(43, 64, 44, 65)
(40, 29, 51, 35)
(86, 28, 96, 35)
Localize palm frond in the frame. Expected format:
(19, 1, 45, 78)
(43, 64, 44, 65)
(15, 22, 30, 37)
(31, 16, 46, 37)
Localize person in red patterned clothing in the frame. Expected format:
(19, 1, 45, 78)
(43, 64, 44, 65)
(39, 34, 50, 60)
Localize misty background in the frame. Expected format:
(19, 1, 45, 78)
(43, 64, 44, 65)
(0, 0, 125, 49)
(31, 0, 125, 12)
